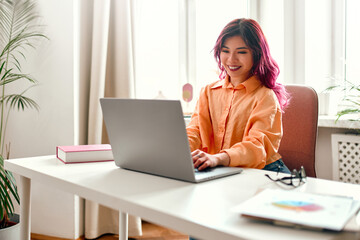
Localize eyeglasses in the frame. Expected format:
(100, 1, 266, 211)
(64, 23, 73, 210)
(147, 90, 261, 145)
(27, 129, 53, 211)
(265, 166, 307, 187)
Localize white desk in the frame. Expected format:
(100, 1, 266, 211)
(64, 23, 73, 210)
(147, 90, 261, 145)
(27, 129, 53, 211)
(5, 155, 360, 240)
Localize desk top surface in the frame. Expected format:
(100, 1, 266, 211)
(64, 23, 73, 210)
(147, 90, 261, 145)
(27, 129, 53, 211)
(5, 155, 360, 240)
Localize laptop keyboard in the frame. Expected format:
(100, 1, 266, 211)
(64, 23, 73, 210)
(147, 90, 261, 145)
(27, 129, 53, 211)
(194, 168, 214, 174)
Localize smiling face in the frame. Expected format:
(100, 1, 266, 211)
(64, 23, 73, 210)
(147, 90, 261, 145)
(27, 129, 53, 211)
(220, 35, 254, 86)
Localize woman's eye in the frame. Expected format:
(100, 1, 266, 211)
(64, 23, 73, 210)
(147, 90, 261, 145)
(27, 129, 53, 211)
(238, 51, 247, 54)
(221, 50, 229, 53)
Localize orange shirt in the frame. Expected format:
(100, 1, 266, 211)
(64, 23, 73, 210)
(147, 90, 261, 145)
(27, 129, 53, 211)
(186, 75, 282, 169)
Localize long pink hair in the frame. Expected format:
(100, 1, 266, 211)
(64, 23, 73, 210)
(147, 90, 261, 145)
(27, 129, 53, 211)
(213, 18, 289, 110)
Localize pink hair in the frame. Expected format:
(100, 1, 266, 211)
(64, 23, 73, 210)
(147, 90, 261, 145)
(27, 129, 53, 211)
(213, 18, 289, 110)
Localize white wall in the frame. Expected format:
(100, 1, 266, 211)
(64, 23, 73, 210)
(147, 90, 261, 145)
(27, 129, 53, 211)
(5, 0, 82, 238)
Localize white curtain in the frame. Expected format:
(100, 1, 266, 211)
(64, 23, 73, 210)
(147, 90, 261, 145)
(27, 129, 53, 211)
(76, 0, 141, 238)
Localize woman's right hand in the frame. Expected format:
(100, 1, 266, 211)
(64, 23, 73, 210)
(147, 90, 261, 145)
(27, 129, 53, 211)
(191, 150, 230, 171)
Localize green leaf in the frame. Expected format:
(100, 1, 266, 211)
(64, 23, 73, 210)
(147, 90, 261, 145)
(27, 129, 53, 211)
(0, 0, 47, 225)
(0, 68, 13, 81)
(0, 72, 37, 86)
(0, 162, 17, 219)
(3, 93, 40, 111)
(0, 177, 15, 214)
(0, 61, 5, 74)
(324, 85, 342, 92)
(4, 171, 19, 204)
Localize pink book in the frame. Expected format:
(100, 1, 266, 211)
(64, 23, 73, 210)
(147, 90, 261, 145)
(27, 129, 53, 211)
(56, 144, 114, 164)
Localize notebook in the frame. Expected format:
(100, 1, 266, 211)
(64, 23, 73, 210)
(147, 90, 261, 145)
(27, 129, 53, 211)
(232, 188, 360, 231)
(100, 98, 242, 183)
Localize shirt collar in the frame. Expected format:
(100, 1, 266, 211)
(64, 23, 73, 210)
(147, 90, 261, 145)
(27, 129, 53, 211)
(211, 79, 226, 89)
(211, 75, 262, 93)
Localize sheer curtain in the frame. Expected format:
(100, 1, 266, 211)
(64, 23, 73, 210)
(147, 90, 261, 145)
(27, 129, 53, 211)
(76, 0, 141, 238)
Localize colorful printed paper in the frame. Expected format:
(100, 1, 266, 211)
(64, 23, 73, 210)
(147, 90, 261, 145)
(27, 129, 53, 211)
(232, 188, 360, 231)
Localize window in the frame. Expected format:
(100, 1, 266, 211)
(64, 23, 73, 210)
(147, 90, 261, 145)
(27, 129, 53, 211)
(303, 0, 360, 89)
(192, 0, 248, 112)
(132, 1, 357, 116)
(345, 0, 360, 85)
(304, 0, 333, 92)
(132, 0, 180, 101)
(132, 0, 249, 113)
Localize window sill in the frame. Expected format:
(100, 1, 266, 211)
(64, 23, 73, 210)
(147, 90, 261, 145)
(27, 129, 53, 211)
(318, 115, 360, 129)
(185, 115, 360, 129)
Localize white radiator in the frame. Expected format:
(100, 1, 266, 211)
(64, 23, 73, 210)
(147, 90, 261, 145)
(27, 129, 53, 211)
(331, 133, 360, 184)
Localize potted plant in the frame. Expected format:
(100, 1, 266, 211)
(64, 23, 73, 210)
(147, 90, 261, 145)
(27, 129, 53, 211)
(0, 0, 46, 236)
(325, 79, 360, 184)
(326, 79, 360, 122)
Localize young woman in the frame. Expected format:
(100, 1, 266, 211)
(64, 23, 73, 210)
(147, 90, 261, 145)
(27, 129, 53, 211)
(187, 18, 291, 174)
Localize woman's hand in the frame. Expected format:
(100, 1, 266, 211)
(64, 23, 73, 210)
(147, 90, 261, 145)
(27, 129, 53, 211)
(191, 150, 230, 171)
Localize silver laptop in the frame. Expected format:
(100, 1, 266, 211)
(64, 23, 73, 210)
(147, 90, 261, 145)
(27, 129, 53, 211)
(100, 98, 242, 183)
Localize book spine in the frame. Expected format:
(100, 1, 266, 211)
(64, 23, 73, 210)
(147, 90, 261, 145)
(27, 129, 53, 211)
(56, 146, 62, 162)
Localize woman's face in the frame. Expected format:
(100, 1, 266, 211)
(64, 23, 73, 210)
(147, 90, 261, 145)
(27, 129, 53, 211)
(220, 35, 253, 85)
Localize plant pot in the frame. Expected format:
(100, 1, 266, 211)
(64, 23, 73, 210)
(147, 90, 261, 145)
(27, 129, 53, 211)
(0, 214, 20, 239)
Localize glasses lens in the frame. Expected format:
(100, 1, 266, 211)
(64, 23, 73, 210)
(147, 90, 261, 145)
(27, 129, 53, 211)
(291, 169, 299, 177)
(300, 166, 307, 182)
(291, 177, 301, 186)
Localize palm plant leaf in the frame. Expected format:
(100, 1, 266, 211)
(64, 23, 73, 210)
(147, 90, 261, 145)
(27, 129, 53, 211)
(0, 84, 39, 110)
(0, 67, 12, 82)
(0, 0, 46, 227)
(0, 173, 15, 213)
(3, 170, 19, 203)
(324, 85, 343, 92)
(0, 0, 47, 68)
(7, 93, 39, 111)
(335, 108, 360, 122)
(0, 155, 19, 223)
(1, 71, 37, 86)
(0, 61, 5, 74)
(327, 78, 360, 122)
(0, 0, 12, 47)
(1, 30, 47, 65)
(344, 98, 360, 107)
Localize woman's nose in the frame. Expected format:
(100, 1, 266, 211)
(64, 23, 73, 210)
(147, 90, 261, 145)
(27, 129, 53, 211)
(228, 53, 237, 63)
